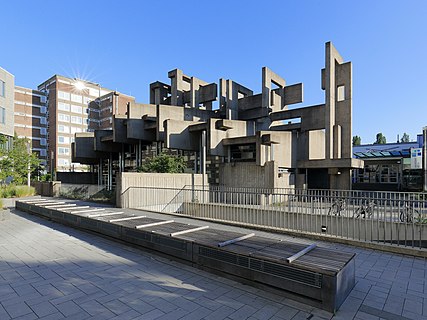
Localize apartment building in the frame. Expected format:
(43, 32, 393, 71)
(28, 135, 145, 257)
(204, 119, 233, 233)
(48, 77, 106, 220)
(37, 75, 133, 172)
(14, 86, 48, 165)
(0, 67, 15, 147)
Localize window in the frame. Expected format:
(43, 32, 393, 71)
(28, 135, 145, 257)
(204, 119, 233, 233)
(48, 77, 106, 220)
(58, 147, 70, 155)
(40, 106, 47, 114)
(70, 127, 82, 134)
(40, 149, 47, 157)
(71, 105, 82, 114)
(0, 81, 5, 97)
(40, 138, 47, 146)
(71, 94, 82, 103)
(58, 136, 70, 144)
(58, 102, 70, 111)
(58, 113, 70, 122)
(57, 158, 69, 166)
(71, 116, 82, 124)
(58, 91, 70, 100)
(40, 96, 47, 103)
(89, 88, 99, 97)
(40, 117, 47, 125)
(0, 107, 5, 124)
(40, 128, 47, 135)
(58, 125, 70, 133)
(83, 96, 92, 105)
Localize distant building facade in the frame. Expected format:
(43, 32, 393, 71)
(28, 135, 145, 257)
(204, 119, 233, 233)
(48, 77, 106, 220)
(14, 86, 48, 166)
(353, 134, 425, 191)
(0, 67, 15, 147)
(36, 75, 133, 173)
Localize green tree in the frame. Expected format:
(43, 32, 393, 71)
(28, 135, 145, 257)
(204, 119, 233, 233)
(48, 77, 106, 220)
(352, 135, 361, 146)
(374, 133, 386, 144)
(138, 153, 186, 173)
(400, 132, 410, 143)
(0, 135, 40, 184)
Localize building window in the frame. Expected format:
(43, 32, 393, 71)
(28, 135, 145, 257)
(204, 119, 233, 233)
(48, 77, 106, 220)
(89, 88, 99, 97)
(40, 106, 47, 114)
(0, 81, 5, 97)
(40, 149, 47, 157)
(0, 107, 5, 124)
(58, 102, 70, 111)
(40, 128, 47, 135)
(58, 125, 70, 133)
(40, 117, 47, 125)
(40, 138, 47, 146)
(40, 96, 47, 103)
(83, 96, 92, 105)
(58, 147, 70, 155)
(58, 91, 70, 100)
(71, 116, 82, 124)
(70, 94, 82, 104)
(58, 113, 70, 122)
(71, 105, 82, 114)
(58, 136, 70, 144)
(70, 127, 82, 134)
(57, 158, 70, 166)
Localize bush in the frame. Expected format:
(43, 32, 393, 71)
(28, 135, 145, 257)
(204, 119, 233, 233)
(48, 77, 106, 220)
(0, 185, 35, 198)
(137, 153, 187, 173)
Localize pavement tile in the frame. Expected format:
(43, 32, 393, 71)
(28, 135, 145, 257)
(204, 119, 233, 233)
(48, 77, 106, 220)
(2, 207, 427, 320)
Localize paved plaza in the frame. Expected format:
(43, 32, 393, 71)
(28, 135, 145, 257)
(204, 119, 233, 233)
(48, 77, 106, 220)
(0, 205, 426, 320)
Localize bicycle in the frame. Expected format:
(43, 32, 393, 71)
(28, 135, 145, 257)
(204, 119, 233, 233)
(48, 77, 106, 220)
(399, 202, 419, 223)
(353, 200, 376, 219)
(328, 198, 347, 216)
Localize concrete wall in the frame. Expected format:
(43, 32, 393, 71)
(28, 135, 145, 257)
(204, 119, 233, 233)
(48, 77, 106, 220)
(0, 67, 15, 137)
(33, 181, 61, 197)
(219, 161, 294, 189)
(116, 172, 207, 208)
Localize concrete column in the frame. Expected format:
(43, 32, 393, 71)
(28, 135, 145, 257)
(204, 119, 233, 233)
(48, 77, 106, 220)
(200, 130, 207, 191)
(98, 159, 102, 186)
(108, 153, 113, 191)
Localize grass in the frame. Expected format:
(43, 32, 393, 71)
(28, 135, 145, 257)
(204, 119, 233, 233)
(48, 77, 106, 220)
(0, 185, 36, 198)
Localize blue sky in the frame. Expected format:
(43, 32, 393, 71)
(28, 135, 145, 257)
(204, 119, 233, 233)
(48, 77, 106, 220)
(1, 0, 426, 144)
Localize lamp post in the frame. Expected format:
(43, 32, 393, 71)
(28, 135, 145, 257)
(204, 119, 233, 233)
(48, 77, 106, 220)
(27, 141, 31, 187)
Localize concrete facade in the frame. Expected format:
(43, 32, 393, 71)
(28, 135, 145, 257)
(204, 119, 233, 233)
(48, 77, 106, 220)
(72, 42, 363, 190)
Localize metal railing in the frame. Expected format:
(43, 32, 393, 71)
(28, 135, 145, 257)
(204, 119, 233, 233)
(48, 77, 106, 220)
(121, 186, 427, 251)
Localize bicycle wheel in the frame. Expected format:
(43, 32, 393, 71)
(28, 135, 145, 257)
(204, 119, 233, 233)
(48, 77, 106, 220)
(399, 211, 406, 223)
(354, 207, 361, 218)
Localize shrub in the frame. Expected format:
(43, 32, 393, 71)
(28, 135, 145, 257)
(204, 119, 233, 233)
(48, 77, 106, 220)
(0, 185, 35, 198)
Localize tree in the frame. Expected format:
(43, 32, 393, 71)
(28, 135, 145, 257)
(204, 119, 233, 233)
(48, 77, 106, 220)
(400, 132, 410, 143)
(0, 135, 40, 184)
(374, 133, 386, 144)
(352, 135, 361, 146)
(137, 153, 186, 173)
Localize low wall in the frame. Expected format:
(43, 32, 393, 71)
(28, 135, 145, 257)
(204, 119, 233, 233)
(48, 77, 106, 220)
(33, 181, 61, 197)
(116, 172, 208, 208)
